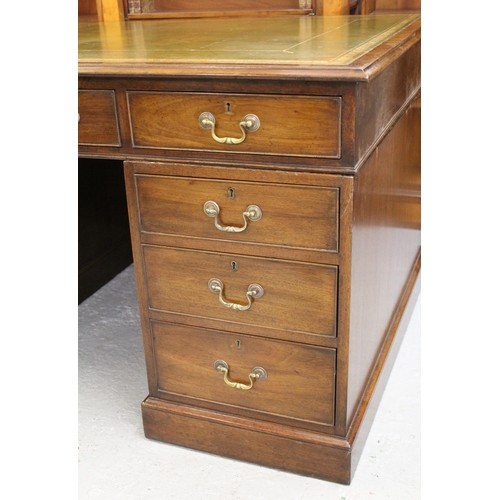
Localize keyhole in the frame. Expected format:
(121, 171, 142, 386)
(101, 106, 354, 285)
(235, 340, 241, 349)
(231, 261, 237, 272)
(228, 187, 235, 199)
(225, 102, 231, 113)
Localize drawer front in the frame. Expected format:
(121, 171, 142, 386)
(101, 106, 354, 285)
(127, 92, 341, 158)
(78, 90, 121, 147)
(136, 174, 339, 253)
(152, 321, 336, 426)
(143, 245, 338, 337)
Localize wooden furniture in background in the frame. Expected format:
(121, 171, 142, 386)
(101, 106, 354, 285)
(125, 0, 353, 18)
(362, 0, 420, 14)
(79, 0, 124, 22)
(79, 14, 420, 483)
(78, 0, 98, 21)
(78, 0, 357, 21)
(78, 0, 420, 22)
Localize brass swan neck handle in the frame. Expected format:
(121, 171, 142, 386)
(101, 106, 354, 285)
(199, 112, 260, 145)
(208, 278, 264, 311)
(214, 360, 267, 390)
(204, 201, 262, 233)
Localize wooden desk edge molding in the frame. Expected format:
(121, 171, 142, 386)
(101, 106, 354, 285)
(79, 14, 421, 484)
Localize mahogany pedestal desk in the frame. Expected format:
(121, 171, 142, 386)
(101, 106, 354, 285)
(78, 15, 421, 484)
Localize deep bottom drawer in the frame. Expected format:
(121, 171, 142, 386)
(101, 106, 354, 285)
(151, 321, 336, 427)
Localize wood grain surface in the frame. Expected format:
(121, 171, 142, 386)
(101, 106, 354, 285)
(142, 245, 338, 337)
(128, 92, 341, 158)
(78, 90, 121, 146)
(135, 172, 339, 251)
(151, 321, 336, 426)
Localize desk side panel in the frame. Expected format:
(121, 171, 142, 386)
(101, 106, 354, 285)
(347, 95, 421, 427)
(354, 37, 420, 168)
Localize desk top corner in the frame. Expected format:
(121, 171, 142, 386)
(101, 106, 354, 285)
(78, 14, 420, 81)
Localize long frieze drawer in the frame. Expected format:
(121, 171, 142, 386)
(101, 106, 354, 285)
(127, 92, 341, 158)
(136, 174, 339, 253)
(152, 321, 336, 427)
(143, 246, 338, 338)
(78, 90, 121, 147)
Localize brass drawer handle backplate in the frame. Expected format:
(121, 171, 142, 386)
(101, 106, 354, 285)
(208, 278, 264, 311)
(214, 359, 267, 390)
(204, 201, 262, 233)
(199, 112, 260, 145)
